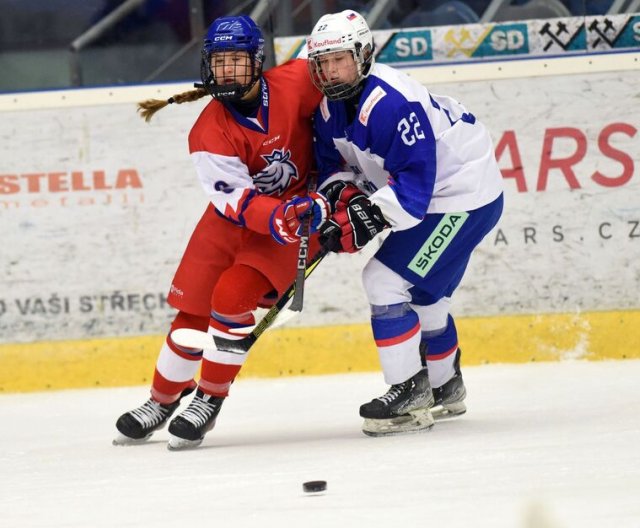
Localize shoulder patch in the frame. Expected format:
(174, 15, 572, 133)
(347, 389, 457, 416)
(320, 98, 330, 122)
(358, 86, 387, 126)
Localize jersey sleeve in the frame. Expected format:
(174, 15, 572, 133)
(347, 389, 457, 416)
(313, 102, 356, 191)
(189, 117, 280, 234)
(367, 98, 437, 231)
(287, 58, 323, 118)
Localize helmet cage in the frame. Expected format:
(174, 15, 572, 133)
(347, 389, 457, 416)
(308, 41, 374, 101)
(306, 10, 375, 101)
(200, 16, 265, 101)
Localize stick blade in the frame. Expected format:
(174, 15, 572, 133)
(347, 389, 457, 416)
(289, 290, 304, 312)
(170, 328, 216, 350)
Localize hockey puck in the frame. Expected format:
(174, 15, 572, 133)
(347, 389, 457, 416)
(302, 480, 327, 493)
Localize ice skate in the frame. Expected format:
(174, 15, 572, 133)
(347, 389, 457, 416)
(359, 368, 435, 437)
(431, 349, 467, 420)
(167, 390, 224, 450)
(113, 385, 195, 446)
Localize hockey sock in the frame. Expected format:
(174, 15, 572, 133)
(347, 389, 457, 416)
(151, 311, 208, 404)
(200, 311, 255, 397)
(199, 265, 276, 397)
(208, 310, 256, 339)
(199, 361, 242, 397)
(371, 302, 422, 385)
(422, 314, 459, 389)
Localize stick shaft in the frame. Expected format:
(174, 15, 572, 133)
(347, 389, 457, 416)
(289, 215, 311, 312)
(252, 247, 326, 341)
(289, 174, 317, 312)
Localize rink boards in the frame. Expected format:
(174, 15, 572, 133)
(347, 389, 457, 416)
(1, 310, 639, 392)
(1, 52, 639, 392)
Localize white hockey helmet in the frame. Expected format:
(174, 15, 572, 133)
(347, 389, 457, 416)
(306, 10, 375, 100)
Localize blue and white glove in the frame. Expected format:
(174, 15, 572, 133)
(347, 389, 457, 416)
(269, 192, 330, 244)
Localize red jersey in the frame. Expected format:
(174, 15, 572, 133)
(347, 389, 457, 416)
(188, 59, 322, 235)
(168, 59, 322, 316)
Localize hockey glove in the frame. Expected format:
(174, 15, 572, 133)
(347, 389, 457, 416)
(319, 196, 389, 253)
(269, 192, 330, 245)
(320, 180, 365, 213)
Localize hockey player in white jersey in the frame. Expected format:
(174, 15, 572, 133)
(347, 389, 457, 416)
(307, 10, 504, 436)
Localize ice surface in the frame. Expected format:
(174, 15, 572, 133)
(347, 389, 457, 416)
(1, 360, 639, 528)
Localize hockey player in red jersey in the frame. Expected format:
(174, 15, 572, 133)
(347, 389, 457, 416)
(114, 15, 326, 449)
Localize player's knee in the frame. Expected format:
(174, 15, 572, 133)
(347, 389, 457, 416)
(362, 258, 411, 305)
(167, 311, 208, 354)
(412, 297, 451, 334)
(370, 302, 413, 320)
(170, 311, 209, 332)
(211, 264, 273, 315)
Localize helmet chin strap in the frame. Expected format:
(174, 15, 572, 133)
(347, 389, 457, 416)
(202, 58, 262, 102)
(310, 41, 373, 101)
(316, 58, 367, 101)
(323, 80, 364, 101)
(225, 80, 262, 110)
(210, 82, 244, 101)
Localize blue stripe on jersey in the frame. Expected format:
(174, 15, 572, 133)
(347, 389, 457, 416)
(356, 78, 436, 220)
(214, 207, 242, 226)
(314, 76, 437, 221)
(215, 189, 257, 228)
(382, 102, 436, 220)
(313, 110, 346, 186)
(235, 189, 257, 227)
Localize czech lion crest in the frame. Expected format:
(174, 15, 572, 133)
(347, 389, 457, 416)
(253, 149, 299, 195)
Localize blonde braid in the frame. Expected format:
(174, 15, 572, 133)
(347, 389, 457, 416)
(137, 87, 209, 122)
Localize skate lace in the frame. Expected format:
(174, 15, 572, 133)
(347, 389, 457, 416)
(181, 397, 218, 428)
(130, 400, 168, 427)
(378, 382, 408, 405)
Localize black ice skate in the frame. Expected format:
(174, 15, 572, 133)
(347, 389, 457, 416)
(359, 368, 434, 437)
(113, 385, 195, 446)
(431, 348, 467, 420)
(167, 390, 224, 450)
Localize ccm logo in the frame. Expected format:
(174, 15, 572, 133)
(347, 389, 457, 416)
(297, 237, 308, 269)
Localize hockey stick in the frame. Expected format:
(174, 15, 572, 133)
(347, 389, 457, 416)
(171, 247, 328, 353)
(289, 211, 312, 312)
(289, 173, 317, 311)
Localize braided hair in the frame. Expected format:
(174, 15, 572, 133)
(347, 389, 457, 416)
(138, 16, 265, 121)
(137, 87, 208, 122)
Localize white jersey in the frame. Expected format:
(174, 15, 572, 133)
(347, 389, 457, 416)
(314, 63, 503, 231)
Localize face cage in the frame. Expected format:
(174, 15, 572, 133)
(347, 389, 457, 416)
(308, 48, 369, 101)
(200, 50, 262, 101)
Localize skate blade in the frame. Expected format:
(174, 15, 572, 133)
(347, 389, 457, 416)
(362, 408, 435, 437)
(167, 435, 203, 451)
(431, 401, 467, 421)
(112, 432, 152, 446)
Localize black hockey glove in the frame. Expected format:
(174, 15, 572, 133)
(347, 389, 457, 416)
(319, 196, 389, 253)
(319, 180, 365, 213)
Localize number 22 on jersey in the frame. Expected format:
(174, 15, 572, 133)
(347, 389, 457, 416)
(397, 112, 425, 146)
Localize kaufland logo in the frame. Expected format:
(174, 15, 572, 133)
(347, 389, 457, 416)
(307, 36, 343, 50)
